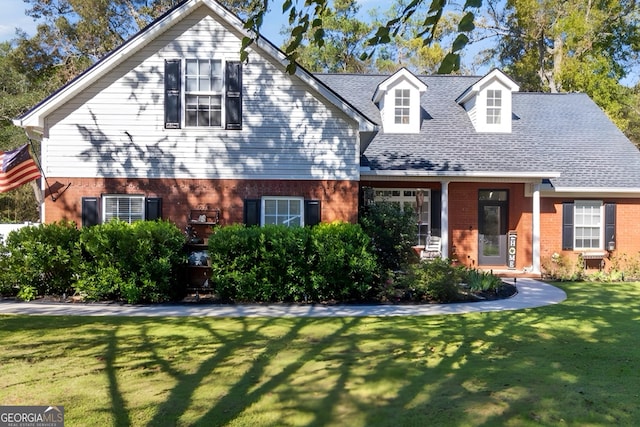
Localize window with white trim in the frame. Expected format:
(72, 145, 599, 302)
(394, 89, 410, 124)
(262, 197, 304, 227)
(103, 195, 145, 223)
(185, 59, 223, 127)
(165, 59, 242, 129)
(574, 201, 602, 249)
(486, 89, 502, 125)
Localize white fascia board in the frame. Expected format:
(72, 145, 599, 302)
(372, 68, 427, 104)
(456, 68, 519, 104)
(543, 187, 640, 198)
(361, 170, 560, 182)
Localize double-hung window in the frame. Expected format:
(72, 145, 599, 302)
(574, 201, 602, 249)
(164, 58, 242, 129)
(185, 59, 223, 127)
(262, 197, 304, 227)
(103, 195, 145, 223)
(394, 89, 410, 124)
(486, 89, 502, 124)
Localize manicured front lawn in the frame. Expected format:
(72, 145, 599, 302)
(1, 281, 639, 426)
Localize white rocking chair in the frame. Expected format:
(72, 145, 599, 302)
(420, 236, 442, 261)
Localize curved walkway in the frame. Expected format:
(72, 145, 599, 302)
(0, 279, 566, 318)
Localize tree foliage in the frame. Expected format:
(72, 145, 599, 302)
(480, 0, 640, 135)
(281, 0, 373, 73)
(243, 0, 481, 74)
(0, 42, 44, 222)
(371, 0, 460, 74)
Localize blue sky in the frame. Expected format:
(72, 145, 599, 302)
(2, 0, 636, 85)
(0, 0, 387, 46)
(2, 0, 38, 41)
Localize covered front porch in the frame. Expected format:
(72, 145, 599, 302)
(360, 172, 559, 277)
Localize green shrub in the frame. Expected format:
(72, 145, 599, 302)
(209, 225, 300, 301)
(1, 221, 80, 298)
(541, 252, 584, 281)
(359, 202, 417, 272)
(310, 222, 377, 301)
(75, 220, 185, 303)
(410, 258, 461, 302)
(0, 242, 14, 296)
(463, 269, 503, 292)
(208, 223, 378, 302)
(17, 285, 37, 301)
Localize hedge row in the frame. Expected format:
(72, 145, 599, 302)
(0, 219, 503, 304)
(0, 220, 186, 303)
(0, 221, 380, 304)
(207, 223, 378, 302)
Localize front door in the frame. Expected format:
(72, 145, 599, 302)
(478, 190, 508, 266)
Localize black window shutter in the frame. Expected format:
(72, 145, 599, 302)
(225, 61, 242, 130)
(244, 199, 260, 226)
(145, 198, 163, 221)
(304, 200, 321, 226)
(82, 197, 100, 227)
(562, 202, 574, 250)
(605, 203, 616, 249)
(430, 190, 441, 236)
(164, 59, 181, 129)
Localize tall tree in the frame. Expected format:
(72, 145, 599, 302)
(282, 0, 373, 73)
(479, 0, 640, 133)
(371, 0, 460, 74)
(0, 42, 44, 222)
(244, 0, 482, 73)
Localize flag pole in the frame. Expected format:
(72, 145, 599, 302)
(26, 138, 71, 202)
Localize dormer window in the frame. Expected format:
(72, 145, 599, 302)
(456, 69, 519, 133)
(373, 68, 427, 134)
(486, 89, 502, 125)
(395, 89, 411, 124)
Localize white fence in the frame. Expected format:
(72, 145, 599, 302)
(0, 223, 37, 243)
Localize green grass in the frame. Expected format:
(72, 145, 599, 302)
(1, 281, 639, 426)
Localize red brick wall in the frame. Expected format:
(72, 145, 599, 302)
(540, 198, 640, 269)
(43, 177, 359, 229)
(448, 182, 531, 270)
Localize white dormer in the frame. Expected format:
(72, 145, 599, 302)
(373, 68, 427, 134)
(456, 69, 520, 133)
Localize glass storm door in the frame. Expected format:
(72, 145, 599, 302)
(478, 190, 508, 266)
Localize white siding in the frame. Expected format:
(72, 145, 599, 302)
(379, 76, 423, 134)
(43, 5, 359, 181)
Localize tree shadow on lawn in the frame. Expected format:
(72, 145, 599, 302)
(0, 282, 639, 426)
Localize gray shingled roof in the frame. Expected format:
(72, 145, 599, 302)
(315, 73, 640, 190)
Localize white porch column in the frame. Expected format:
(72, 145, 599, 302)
(532, 183, 541, 274)
(440, 181, 449, 259)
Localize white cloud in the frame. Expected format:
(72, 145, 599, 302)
(0, 0, 37, 42)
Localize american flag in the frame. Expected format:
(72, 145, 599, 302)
(0, 144, 42, 193)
